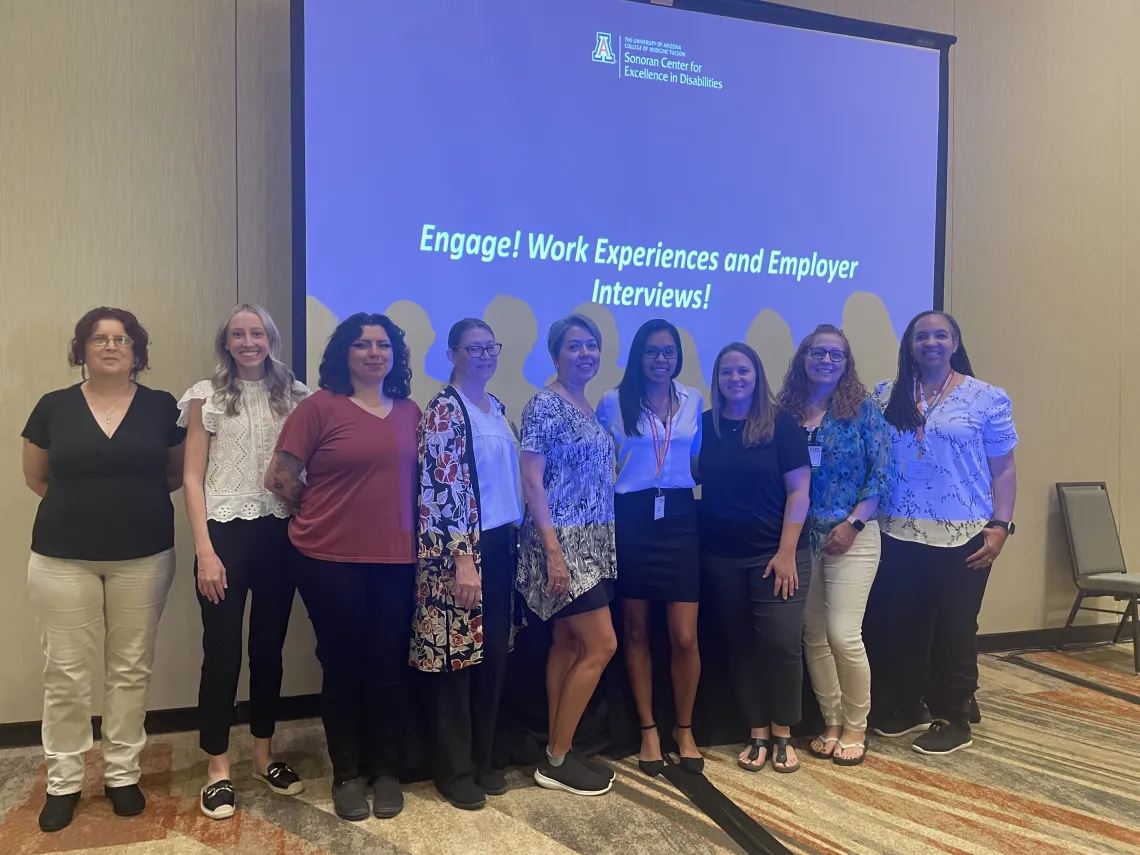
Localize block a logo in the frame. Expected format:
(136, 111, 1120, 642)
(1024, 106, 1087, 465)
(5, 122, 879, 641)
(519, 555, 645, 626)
(592, 32, 616, 64)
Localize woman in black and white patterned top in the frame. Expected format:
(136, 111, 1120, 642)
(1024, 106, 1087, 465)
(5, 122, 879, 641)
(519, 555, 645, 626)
(518, 314, 618, 799)
(866, 310, 1017, 757)
(179, 304, 309, 819)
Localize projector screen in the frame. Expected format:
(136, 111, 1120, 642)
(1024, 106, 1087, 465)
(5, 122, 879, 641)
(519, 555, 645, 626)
(295, 0, 952, 416)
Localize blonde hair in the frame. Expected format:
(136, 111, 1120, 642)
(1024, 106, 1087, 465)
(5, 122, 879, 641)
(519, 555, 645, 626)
(709, 342, 776, 447)
(212, 303, 299, 417)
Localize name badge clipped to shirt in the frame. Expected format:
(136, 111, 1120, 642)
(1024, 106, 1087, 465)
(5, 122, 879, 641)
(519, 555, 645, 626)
(808, 444, 823, 470)
(905, 459, 935, 483)
(654, 492, 666, 521)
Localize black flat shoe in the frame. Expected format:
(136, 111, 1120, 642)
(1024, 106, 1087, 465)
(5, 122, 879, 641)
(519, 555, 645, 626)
(105, 784, 146, 817)
(332, 779, 370, 822)
(673, 723, 705, 774)
(372, 775, 404, 819)
(476, 769, 508, 796)
(438, 775, 486, 811)
(39, 792, 80, 832)
(637, 723, 665, 778)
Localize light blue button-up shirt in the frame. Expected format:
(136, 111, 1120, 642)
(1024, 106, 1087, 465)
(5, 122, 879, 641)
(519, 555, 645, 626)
(597, 382, 703, 494)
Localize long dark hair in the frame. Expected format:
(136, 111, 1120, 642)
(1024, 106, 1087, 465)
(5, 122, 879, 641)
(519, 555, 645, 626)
(617, 318, 682, 437)
(883, 310, 975, 432)
(318, 312, 412, 398)
(710, 342, 776, 447)
(778, 324, 868, 422)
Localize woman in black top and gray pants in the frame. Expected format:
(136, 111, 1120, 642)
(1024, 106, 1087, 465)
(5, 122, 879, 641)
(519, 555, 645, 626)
(21, 308, 186, 833)
(698, 343, 812, 774)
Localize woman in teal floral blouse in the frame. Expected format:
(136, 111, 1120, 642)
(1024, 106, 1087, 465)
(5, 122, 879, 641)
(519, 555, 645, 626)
(778, 324, 896, 767)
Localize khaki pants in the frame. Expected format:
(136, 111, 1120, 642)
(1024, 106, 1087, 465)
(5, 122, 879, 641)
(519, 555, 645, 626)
(803, 521, 880, 732)
(28, 549, 175, 795)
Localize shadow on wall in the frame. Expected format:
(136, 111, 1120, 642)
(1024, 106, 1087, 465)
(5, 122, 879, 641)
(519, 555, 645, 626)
(303, 293, 903, 416)
(385, 299, 447, 408)
(746, 309, 796, 391)
(483, 295, 539, 425)
(841, 291, 900, 389)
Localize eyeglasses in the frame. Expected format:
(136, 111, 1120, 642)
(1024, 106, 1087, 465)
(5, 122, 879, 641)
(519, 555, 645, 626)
(808, 348, 847, 363)
(458, 343, 503, 357)
(89, 334, 132, 349)
(643, 348, 678, 362)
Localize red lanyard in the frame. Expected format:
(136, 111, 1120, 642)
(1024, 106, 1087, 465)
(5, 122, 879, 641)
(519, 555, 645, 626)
(915, 372, 954, 442)
(648, 395, 674, 490)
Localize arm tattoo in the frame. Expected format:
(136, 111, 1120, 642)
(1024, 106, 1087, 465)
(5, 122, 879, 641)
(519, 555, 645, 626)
(268, 451, 305, 503)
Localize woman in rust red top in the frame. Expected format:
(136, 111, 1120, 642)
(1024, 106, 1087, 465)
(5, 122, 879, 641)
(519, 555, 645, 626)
(265, 312, 419, 822)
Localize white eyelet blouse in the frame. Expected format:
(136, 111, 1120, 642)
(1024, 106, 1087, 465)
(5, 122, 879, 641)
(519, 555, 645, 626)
(177, 378, 310, 522)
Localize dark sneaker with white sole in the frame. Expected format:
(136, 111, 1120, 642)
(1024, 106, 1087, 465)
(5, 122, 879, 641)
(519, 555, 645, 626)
(332, 779, 370, 821)
(576, 752, 616, 782)
(872, 708, 933, 738)
(39, 792, 81, 832)
(253, 762, 304, 796)
(200, 780, 236, 820)
(912, 720, 973, 755)
(534, 752, 612, 796)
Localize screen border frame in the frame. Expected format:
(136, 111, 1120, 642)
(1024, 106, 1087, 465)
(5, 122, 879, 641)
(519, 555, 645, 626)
(289, 0, 956, 379)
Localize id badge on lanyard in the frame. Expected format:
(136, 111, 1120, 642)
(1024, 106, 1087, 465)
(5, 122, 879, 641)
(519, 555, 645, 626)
(806, 426, 822, 470)
(649, 403, 673, 521)
(910, 374, 952, 484)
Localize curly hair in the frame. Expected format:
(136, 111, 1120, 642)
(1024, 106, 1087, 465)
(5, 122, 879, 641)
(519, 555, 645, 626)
(778, 324, 867, 422)
(69, 306, 150, 379)
(318, 312, 412, 398)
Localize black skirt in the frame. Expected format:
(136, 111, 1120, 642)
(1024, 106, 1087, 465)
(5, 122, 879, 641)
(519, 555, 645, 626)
(614, 488, 700, 603)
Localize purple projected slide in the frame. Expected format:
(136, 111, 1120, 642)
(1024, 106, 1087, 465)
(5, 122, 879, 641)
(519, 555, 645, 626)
(303, 0, 941, 396)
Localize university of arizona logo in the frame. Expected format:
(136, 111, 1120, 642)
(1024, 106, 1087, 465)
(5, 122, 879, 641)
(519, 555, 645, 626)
(592, 32, 616, 64)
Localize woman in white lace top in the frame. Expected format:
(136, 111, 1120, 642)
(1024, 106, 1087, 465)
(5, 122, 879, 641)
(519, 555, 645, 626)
(178, 304, 309, 820)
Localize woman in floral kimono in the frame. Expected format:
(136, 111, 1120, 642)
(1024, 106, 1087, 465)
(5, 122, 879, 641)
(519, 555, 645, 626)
(412, 318, 522, 811)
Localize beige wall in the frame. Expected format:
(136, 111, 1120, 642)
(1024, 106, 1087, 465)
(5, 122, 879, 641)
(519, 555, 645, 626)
(1, 0, 1137, 724)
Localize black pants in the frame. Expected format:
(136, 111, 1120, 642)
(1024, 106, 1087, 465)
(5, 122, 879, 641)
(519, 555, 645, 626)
(703, 547, 811, 727)
(295, 556, 415, 783)
(432, 524, 515, 789)
(196, 515, 297, 756)
(870, 533, 990, 726)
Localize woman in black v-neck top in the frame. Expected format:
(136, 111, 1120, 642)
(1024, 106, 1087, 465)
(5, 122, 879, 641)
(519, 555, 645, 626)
(20, 308, 185, 833)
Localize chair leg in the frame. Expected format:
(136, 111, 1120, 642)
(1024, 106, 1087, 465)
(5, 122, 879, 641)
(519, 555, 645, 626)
(1064, 592, 1084, 630)
(1130, 598, 1139, 675)
(1112, 600, 1129, 646)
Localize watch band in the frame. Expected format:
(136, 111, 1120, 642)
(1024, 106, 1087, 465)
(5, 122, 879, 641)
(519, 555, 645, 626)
(985, 519, 1015, 535)
(846, 516, 866, 532)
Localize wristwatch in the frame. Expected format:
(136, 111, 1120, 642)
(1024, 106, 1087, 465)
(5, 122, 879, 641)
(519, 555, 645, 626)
(846, 516, 866, 532)
(985, 519, 1015, 535)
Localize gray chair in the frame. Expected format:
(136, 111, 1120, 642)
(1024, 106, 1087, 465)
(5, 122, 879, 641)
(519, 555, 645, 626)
(1055, 482, 1140, 673)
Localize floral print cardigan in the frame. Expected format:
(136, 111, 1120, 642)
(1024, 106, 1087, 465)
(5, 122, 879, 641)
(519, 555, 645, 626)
(411, 385, 504, 673)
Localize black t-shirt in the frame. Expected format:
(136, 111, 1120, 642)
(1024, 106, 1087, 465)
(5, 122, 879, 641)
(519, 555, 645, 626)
(22, 384, 186, 561)
(698, 408, 811, 558)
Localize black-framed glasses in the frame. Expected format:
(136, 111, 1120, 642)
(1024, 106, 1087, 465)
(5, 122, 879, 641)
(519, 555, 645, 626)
(643, 347, 678, 362)
(89, 334, 132, 349)
(808, 347, 847, 363)
(460, 343, 503, 357)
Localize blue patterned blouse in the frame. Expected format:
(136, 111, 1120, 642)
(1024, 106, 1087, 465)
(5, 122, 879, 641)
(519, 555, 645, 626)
(805, 397, 897, 547)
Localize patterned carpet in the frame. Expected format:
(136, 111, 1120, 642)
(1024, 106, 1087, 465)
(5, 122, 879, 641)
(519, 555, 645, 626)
(1, 651, 1138, 855)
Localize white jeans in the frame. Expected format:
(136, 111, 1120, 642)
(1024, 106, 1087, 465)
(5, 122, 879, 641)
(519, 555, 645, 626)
(28, 549, 175, 795)
(803, 521, 880, 732)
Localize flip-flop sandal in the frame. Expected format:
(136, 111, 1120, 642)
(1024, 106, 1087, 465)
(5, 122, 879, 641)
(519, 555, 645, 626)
(771, 736, 800, 773)
(736, 737, 770, 772)
(808, 736, 839, 760)
(832, 740, 867, 767)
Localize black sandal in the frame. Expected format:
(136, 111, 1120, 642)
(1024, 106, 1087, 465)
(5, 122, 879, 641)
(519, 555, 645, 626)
(672, 724, 705, 774)
(638, 723, 665, 777)
(737, 737, 770, 772)
(771, 736, 800, 773)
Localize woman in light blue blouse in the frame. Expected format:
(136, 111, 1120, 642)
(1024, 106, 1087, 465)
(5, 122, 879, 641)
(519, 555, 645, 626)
(777, 324, 895, 767)
(597, 319, 704, 776)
